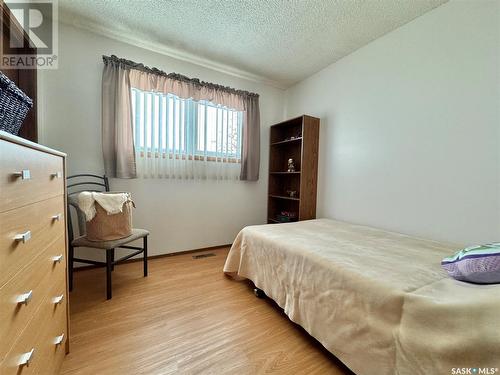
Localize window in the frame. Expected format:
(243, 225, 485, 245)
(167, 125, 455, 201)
(131, 88, 243, 161)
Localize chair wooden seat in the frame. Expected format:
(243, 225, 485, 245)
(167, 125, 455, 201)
(72, 228, 150, 249)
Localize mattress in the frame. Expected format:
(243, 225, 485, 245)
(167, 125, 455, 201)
(223, 219, 500, 375)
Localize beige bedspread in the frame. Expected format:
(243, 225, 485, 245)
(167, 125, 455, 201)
(223, 219, 500, 375)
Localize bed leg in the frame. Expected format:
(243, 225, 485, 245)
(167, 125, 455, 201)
(253, 288, 266, 299)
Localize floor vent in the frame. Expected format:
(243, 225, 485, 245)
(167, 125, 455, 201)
(192, 253, 216, 259)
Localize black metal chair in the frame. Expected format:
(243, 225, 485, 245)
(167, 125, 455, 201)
(67, 174, 149, 299)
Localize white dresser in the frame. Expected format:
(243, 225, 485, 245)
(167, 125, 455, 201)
(0, 130, 69, 374)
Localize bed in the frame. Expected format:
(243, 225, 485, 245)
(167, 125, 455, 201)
(223, 219, 500, 375)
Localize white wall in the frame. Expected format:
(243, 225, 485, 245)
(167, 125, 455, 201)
(39, 23, 285, 259)
(285, 0, 499, 245)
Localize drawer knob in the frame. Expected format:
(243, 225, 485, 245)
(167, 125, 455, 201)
(53, 294, 64, 305)
(17, 290, 33, 305)
(54, 333, 65, 346)
(13, 170, 31, 180)
(51, 213, 62, 221)
(18, 348, 35, 366)
(52, 254, 63, 263)
(14, 231, 31, 243)
(51, 171, 62, 179)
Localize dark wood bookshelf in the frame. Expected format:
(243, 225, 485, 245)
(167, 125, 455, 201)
(267, 115, 320, 224)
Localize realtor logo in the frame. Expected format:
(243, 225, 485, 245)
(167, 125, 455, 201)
(1, 0, 58, 69)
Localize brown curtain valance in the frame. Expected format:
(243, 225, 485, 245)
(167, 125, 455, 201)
(102, 55, 261, 181)
(103, 55, 259, 99)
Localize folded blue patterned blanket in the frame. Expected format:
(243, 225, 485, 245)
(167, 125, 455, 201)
(442, 243, 500, 284)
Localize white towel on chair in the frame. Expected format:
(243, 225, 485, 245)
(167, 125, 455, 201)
(77, 192, 129, 222)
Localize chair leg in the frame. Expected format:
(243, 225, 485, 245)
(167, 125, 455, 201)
(106, 250, 113, 300)
(143, 236, 148, 277)
(110, 249, 115, 271)
(68, 245, 74, 292)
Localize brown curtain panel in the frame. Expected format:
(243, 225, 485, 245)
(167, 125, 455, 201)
(240, 95, 260, 181)
(101, 55, 260, 181)
(101, 59, 137, 178)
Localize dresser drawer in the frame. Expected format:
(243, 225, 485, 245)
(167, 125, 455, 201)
(0, 236, 66, 362)
(0, 280, 67, 375)
(0, 139, 64, 213)
(34, 285, 67, 375)
(36, 321, 67, 375)
(0, 196, 65, 287)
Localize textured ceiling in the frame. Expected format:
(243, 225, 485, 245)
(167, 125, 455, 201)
(59, 0, 448, 88)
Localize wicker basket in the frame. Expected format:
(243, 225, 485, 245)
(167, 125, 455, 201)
(85, 193, 134, 242)
(0, 71, 33, 135)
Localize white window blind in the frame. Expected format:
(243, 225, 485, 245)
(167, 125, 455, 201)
(131, 88, 243, 180)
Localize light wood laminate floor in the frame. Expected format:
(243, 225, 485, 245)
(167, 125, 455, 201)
(60, 247, 353, 375)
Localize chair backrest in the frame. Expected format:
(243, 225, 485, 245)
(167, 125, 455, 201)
(67, 174, 110, 242)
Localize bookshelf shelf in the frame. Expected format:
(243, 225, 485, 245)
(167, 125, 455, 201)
(269, 194, 300, 201)
(271, 137, 302, 146)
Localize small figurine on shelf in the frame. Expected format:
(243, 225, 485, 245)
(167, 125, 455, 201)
(283, 211, 297, 219)
(276, 211, 297, 223)
(287, 158, 295, 172)
(286, 190, 297, 198)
